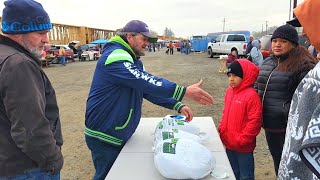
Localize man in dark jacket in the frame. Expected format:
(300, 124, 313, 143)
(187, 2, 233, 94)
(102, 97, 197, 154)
(0, 0, 63, 179)
(85, 20, 214, 180)
(245, 36, 254, 55)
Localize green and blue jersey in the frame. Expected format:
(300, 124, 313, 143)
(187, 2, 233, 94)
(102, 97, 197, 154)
(85, 36, 186, 146)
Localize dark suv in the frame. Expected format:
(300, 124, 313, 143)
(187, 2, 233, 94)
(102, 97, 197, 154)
(259, 34, 309, 59)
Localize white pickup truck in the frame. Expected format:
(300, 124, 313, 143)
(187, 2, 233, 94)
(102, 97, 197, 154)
(207, 34, 247, 58)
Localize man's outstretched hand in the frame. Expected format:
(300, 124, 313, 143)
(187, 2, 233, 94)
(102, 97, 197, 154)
(184, 79, 214, 105)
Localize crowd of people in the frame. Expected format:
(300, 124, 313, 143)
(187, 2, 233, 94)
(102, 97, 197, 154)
(221, 0, 320, 179)
(164, 40, 191, 55)
(0, 0, 319, 180)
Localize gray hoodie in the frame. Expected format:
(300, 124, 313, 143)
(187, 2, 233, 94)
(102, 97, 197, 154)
(249, 40, 263, 66)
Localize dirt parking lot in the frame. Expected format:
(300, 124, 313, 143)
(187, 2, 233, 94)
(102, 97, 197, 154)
(43, 49, 276, 180)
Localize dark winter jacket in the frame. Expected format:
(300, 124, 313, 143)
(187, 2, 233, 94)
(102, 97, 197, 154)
(0, 35, 63, 177)
(255, 55, 315, 130)
(85, 36, 186, 146)
(245, 41, 253, 55)
(226, 53, 236, 65)
(218, 59, 262, 152)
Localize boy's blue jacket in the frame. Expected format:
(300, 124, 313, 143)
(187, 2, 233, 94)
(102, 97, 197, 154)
(85, 36, 186, 146)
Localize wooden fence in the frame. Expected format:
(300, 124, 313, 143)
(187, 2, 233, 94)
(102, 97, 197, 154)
(0, 17, 184, 45)
(0, 17, 116, 45)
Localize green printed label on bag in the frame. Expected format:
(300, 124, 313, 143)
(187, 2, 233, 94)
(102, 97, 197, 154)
(162, 132, 174, 140)
(158, 121, 163, 129)
(176, 120, 184, 125)
(172, 129, 178, 133)
(163, 142, 177, 154)
(171, 138, 179, 143)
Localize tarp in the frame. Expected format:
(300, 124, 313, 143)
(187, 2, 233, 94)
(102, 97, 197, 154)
(90, 39, 109, 44)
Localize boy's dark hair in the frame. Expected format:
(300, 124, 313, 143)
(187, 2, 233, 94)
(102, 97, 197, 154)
(231, 48, 237, 53)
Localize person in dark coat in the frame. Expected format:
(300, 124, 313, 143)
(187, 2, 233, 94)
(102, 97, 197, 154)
(226, 49, 238, 67)
(245, 36, 254, 56)
(255, 24, 317, 176)
(0, 0, 63, 179)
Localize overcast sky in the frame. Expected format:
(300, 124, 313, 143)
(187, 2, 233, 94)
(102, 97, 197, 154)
(0, 0, 304, 38)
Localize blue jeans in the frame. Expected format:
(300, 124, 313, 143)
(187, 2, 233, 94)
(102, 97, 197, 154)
(60, 56, 66, 65)
(0, 169, 60, 180)
(186, 48, 190, 54)
(226, 149, 254, 180)
(85, 135, 124, 180)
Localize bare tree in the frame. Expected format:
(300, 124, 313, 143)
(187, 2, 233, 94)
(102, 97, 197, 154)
(163, 27, 175, 38)
(252, 26, 278, 38)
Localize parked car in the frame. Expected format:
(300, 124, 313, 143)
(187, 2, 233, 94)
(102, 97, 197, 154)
(78, 44, 100, 61)
(68, 41, 80, 58)
(44, 44, 74, 63)
(78, 44, 98, 51)
(207, 34, 247, 58)
(259, 34, 309, 59)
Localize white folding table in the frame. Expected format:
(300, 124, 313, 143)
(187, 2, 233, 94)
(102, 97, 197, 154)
(106, 117, 236, 180)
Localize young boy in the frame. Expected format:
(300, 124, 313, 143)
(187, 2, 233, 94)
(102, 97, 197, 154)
(218, 59, 262, 180)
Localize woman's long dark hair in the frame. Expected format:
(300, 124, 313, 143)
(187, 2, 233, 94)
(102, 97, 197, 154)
(278, 45, 317, 72)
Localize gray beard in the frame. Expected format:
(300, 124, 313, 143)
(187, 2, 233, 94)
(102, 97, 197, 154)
(20, 40, 43, 59)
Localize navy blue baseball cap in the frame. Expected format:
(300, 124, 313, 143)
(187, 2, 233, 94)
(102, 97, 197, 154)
(121, 20, 158, 43)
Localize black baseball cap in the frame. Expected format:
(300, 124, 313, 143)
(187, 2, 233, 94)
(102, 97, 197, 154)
(286, 17, 301, 27)
(121, 20, 158, 43)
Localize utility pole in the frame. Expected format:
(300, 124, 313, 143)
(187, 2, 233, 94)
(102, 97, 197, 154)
(262, 24, 264, 33)
(265, 21, 268, 35)
(222, 18, 226, 32)
(293, 0, 297, 18)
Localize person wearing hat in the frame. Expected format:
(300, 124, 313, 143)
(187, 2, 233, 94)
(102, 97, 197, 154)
(287, 17, 318, 59)
(218, 59, 262, 180)
(84, 20, 214, 179)
(245, 36, 254, 56)
(278, 0, 320, 179)
(248, 39, 263, 67)
(0, 0, 63, 179)
(255, 24, 317, 176)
